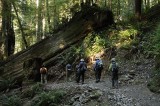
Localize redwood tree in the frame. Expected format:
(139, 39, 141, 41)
(135, 0, 142, 20)
(1, 0, 15, 58)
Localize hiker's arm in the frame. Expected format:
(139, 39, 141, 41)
(116, 63, 119, 70)
(65, 65, 67, 71)
(45, 68, 47, 72)
(108, 64, 112, 71)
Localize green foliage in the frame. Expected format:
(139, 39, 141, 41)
(83, 32, 110, 57)
(146, 23, 160, 93)
(143, 23, 160, 56)
(21, 83, 44, 98)
(119, 29, 138, 42)
(0, 94, 22, 106)
(148, 69, 160, 93)
(153, 24, 160, 54)
(31, 90, 66, 106)
(114, 26, 139, 50)
(0, 77, 16, 91)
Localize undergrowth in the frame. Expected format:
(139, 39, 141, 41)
(147, 23, 160, 93)
(31, 90, 66, 106)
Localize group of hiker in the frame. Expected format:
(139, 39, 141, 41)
(39, 57, 119, 89)
(65, 57, 119, 88)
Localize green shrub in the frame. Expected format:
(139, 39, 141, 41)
(31, 90, 66, 106)
(0, 94, 22, 106)
(0, 77, 15, 92)
(21, 83, 44, 98)
(148, 69, 160, 93)
(153, 24, 160, 54)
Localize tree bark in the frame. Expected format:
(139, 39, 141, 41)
(1, 0, 15, 58)
(135, 0, 142, 20)
(46, 0, 51, 33)
(12, 1, 28, 48)
(37, 0, 43, 41)
(109, 0, 112, 10)
(0, 0, 3, 60)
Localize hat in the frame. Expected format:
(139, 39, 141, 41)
(95, 57, 99, 60)
(111, 58, 115, 62)
(80, 59, 84, 61)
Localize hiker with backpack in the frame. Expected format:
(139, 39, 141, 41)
(94, 57, 103, 83)
(40, 65, 48, 84)
(66, 63, 72, 81)
(109, 58, 119, 89)
(77, 58, 87, 84)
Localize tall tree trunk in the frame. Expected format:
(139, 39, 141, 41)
(104, 0, 107, 7)
(117, 0, 120, 20)
(53, 1, 59, 30)
(1, 0, 15, 58)
(147, 0, 150, 10)
(46, 0, 51, 33)
(0, 0, 3, 60)
(12, 1, 28, 48)
(37, 0, 43, 41)
(144, 0, 147, 10)
(135, 0, 142, 20)
(108, 0, 112, 10)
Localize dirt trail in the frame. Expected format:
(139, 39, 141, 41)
(45, 76, 160, 106)
(45, 56, 160, 106)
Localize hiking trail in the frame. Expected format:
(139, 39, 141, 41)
(44, 56, 160, 106)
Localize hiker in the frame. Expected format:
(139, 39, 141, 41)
(94, 57, 103, 83)
(66, 63, 72, 81)
(109, 58, 119, 88)
(75, 64, 79, 82)
(40, 65, 47, 84)
(77, 58, 87, 84)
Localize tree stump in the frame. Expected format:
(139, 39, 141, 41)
(23, 58, 42, 82)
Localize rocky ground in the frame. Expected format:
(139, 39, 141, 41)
(44, 55, 160, 106)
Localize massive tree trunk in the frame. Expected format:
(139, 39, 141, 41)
(0, 6, 114, 86)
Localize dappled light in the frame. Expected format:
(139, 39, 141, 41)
(59, 43, 65, 49)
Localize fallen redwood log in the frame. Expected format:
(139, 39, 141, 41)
(0, 6, 114, 86)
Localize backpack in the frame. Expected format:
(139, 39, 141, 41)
(80, 62, 87, 72)
(95, 60, 103, 70)
(66, 64, 71, 71)
(111, 62, 118, 73)
(40, 67, 47, 74)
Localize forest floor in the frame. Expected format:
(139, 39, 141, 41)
(42, 53, 160, 106)
(2, 46, 160, 106)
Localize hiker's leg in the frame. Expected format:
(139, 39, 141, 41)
(95, 71, 97, 82)
(95, 71, 99, 82)
(111, 72, 115, 87)
(41, 74, 43, 84)
(81, 71, 84, 84)
(44, 74, 47, 84)
(68, 71, 72, 81)
(112, 78, 114, 88)
(66, 70, 68, 81)
(77, 71, 80, 83)
(98, 70, 102, 81)
(75, 71, 78, 82)
(115, 79, 118, 88)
